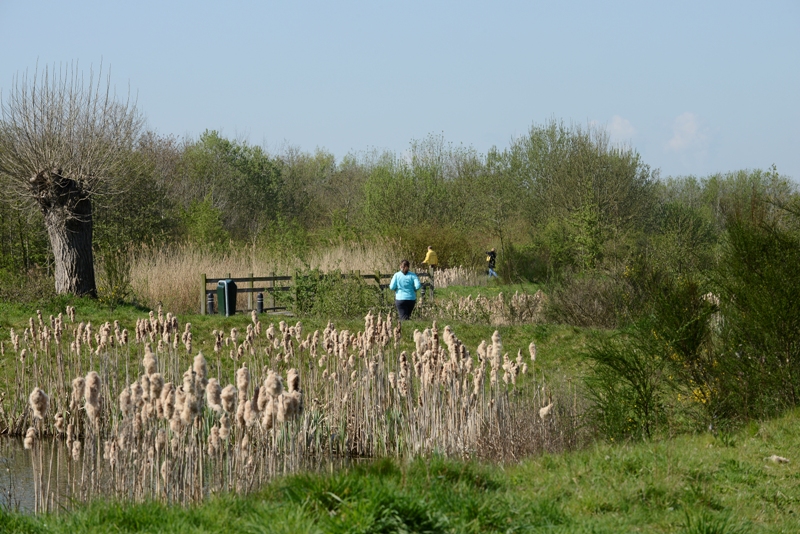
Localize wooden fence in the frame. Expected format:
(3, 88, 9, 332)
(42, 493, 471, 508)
(200, 271, 434, 315)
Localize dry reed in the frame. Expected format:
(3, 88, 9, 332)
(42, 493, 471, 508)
(128, 241, 399, 313)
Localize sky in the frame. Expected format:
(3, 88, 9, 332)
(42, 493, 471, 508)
(1, 0, 798, 180)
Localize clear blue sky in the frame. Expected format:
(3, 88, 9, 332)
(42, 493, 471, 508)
(2, 1, 798, 180)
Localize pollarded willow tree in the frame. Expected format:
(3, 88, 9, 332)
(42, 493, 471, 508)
(0, 64, 143, 296)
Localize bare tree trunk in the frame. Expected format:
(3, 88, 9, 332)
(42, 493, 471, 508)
(34, 171, 97, 297)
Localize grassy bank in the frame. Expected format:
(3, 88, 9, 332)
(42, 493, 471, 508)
(2, 409, 798, 533)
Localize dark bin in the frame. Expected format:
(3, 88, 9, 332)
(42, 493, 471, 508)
(217, 279, 237, 317)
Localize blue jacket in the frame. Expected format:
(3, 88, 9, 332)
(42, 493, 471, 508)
(389, 271, 421, 301)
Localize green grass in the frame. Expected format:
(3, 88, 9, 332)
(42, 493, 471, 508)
(3, 410, 798, 533)
(433, 281, 541, 300)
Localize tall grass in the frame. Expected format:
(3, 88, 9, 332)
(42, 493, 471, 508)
(128, 242, 400, 313)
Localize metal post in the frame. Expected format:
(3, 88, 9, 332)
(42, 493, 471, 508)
(257, 292, 264, 314)
(207, 292, 215, 315)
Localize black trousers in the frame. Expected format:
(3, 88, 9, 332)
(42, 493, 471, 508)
(395, 299, 416, 320)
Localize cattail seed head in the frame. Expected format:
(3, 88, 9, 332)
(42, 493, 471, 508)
(206, 378, 223, 414)
(220, 414, 231, 440)
(221, 384, 237, 414)
(29, 387, 49, 420)
(264, 370, 283, 397)
(54, 413, 65, 433)
(23, 427, 35, 449)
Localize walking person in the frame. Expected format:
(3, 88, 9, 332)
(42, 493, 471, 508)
(422, 245, 438, 273)
(486, 247, 499, 278)
(389, 259, 421, 320)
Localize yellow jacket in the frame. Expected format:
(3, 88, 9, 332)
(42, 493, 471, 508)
(423, 249, 438, 266)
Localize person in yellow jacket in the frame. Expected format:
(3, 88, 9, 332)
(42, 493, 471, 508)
(422, 246, 438, 272)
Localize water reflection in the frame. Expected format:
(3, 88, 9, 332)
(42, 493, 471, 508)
(0, 435, 370, 514)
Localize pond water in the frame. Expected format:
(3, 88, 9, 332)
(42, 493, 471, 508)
(0, 435, 369, 514)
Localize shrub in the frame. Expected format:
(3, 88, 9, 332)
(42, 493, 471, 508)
(291, 268, 388, 318)
(714, 218, 800, 419)
(584, 274, 719, 440)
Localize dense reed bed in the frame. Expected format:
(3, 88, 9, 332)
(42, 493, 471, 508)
(1, 306, 579, 512)
(432, 290, 546, 326)
(127, 242, 399, 313)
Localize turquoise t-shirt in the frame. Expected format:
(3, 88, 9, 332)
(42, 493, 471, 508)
(389, 271, 421, 300)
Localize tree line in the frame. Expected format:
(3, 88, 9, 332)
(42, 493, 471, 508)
(0, 66, 796, 301)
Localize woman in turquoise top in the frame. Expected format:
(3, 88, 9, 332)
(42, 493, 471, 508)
(389, 259, 421, 320)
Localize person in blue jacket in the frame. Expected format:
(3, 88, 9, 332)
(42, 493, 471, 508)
(389, 259, 421, 320)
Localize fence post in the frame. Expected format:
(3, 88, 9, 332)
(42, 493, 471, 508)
(248, 272, 253, 310)
(200, 273, 207, 315)
(270, 271, 275, 310)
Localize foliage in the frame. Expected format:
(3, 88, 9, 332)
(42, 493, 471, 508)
(584, 272, 718, 440)
(180, 194, 230, 247)
(175, 130, 284, 241)
(714, 215, 800, 419)
(291, 268, 388, 318)
(95, 248, 133, 311)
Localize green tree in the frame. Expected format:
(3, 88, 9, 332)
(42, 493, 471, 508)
(175, 131, 284, 242)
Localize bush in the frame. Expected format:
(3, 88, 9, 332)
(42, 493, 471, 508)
(291, 268, 389, 318)
(584, 274, 719, 440)
(0, 266, 55, 304)
(713, 218, 800, 419)
(544, 271, 626, 329)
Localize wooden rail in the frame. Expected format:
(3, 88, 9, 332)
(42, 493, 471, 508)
(200, 270, 433, 315)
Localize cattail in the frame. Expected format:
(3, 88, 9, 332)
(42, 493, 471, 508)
(206, 378, 223, 414)
(264, 370, 283, 397)
(244, 389, 259, 427)
(143, 345, 158, 376)
(236, 365, 250, 397)
(66, 423, 75, 450)
(529, 342, 536, 362)
(71, 440, 81, 461)
(160, 459, 170, 484)
(169, 414, 183, 434)
(161, 383, 176, 420)
(221, 385, 236, 414)
(19, 348, 26, 363)
(219, 414, 231, 440)
(156, 429, 167, 452)
(140, 374, 151, 403)
(54, 413, 65, 433)
(208, 425, 221, 455)
(84, 371, 101, 426)
(539, 401, 553, 419)
(180, 370, 198, 425)
(149, 373, 164, 403)
(70, 377, 85, 413)
(23, 427, 35, 449)
(193, 352, 207, 385)
(28, 387, 49, 420)
(257, 382, 270, 412)
(119, 387, 133, 416)
(131, 379, 144, 409)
